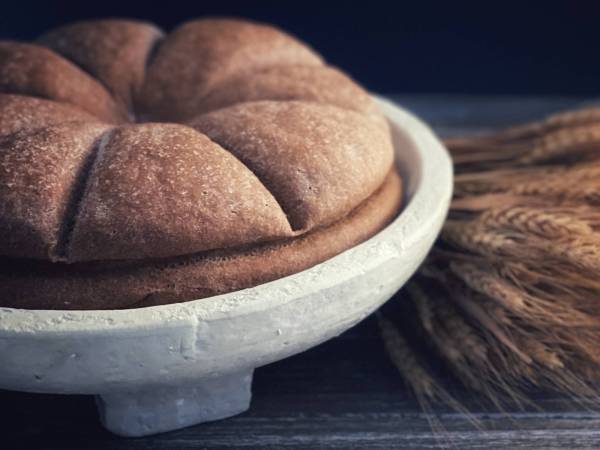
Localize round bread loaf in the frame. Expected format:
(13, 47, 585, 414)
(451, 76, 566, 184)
(0, 18, 402, 309)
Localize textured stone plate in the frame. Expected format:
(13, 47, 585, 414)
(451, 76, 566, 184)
(0, 97, 453, 437)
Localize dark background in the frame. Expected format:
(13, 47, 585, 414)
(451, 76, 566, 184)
(1, 1, 599, 96)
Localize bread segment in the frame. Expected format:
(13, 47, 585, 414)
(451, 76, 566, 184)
(190, 101, 394, 231)
(0, 94, 99, 137)
(198, 65, 381, 116)
(67, 123, 294, 262)
(137, 18, 323, 121)
(0, 42, 126, 122)
(0, 169, 402, 310)
(0, 122, 113, 260)
(38, 20, 164, 113)
(0, 17, 401, 298)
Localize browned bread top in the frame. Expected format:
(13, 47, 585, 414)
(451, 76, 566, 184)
(0, 94, 99, 136)
(38, 19, 164, 112)
(190, 101, 393, 231)
(0, 18, 395, 263)
(137, 18, 324, 121)
(194, 65, 382, 117)
(0, 122, 112, 260)
(0, 42, 126, 122)
(0, 169, 402, 310)
(68, 123, 294, 262)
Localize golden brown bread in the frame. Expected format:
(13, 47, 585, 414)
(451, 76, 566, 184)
(0, 42, 126, 122)
(0, 169, 402, 310)
(0, 122, 112, 260)
(191, 65, 381, 117)
(0, 94, 99, 136)
(38, 19, 164, 112)
(0, 18, 402, 309)
(68, 123, 294, 262)
(190, 101, 393, 231)
(137, 18, 324, 121)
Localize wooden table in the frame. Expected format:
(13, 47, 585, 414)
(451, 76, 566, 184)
(2, 96, 597, 450)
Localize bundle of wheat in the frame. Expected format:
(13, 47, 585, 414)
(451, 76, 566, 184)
(380, 106, 600, 409)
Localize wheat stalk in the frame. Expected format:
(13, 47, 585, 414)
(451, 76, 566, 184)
(511, 179, 600, 205)
(380, 104, 600, 410)
(377, 313, 455, 404)
(478, 206, 593, 238)
(448, 261, 526, 311)
(520, 339, 564, 370)
(441, 221, 521, 256)
(519, 125, 600, 164)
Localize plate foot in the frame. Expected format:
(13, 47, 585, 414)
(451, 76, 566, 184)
(96, 369, 253, 437)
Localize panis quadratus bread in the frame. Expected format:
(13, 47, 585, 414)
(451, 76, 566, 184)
(0, 18, 402, 309)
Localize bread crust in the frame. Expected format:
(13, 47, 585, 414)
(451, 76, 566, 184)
(0, 94, 99, 136)
(0, 18, 403, 309)
(137, 18, 323, 121)
(192, 65, 381, 117)
(0, 169, 402, 310)
(38, 19, 164, 112)
(68, 122, 294, 262)
(0, 42, 126, 122)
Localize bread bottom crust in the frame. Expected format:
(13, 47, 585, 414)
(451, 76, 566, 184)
(0, 168, 403, 310)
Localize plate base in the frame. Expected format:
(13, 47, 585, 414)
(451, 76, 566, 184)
(96, 369, 253, 437)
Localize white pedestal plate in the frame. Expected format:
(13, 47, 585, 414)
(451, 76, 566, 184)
(0, 97, 453, 437)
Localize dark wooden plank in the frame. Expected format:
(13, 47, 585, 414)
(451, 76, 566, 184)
(3, 96, 600, 449)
